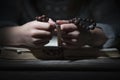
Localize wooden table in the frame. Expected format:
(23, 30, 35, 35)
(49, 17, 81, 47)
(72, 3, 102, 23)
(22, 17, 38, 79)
(0, 58, 120, 80)
(0, 47, 120, 80)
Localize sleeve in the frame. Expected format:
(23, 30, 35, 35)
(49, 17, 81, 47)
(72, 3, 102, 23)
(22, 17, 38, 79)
(0, 0, 21, 28)
(96, 23, 117, 48)
(91, 0, 120, 48)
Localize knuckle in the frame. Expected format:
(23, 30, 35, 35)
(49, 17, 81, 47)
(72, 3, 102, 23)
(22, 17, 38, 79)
(45, 31, 51, 36)
(32, 38, 38, 42)
(30, 29, 37, 37)
(46, 23, 51, 29)
(75, 31, 80, 35)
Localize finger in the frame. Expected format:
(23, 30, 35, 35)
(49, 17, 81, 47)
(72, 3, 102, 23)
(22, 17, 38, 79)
(56, 20, 69, 25)
(33, 21, 51, 30)
(31, 29, 52, 39)
(61, 24, 77, 32)
(48, 18, 56, 25)
(67, 30, 80, 38)
(48, 18, 56, 31)
(62, 30, 80, 37)
(62, 39, 78, 48)
(31, 21, 55, 31)
(62, 34, 79, 39)
(63, 38, 78, 44)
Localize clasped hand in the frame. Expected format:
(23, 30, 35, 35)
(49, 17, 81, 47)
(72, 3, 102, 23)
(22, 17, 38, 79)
(1, 18, 94, 49)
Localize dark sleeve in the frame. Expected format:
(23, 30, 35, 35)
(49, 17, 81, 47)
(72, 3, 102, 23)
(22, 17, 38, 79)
(0, 0, 21, 28)
(91, 0, 120, 34)
(90, 0, 120, 48)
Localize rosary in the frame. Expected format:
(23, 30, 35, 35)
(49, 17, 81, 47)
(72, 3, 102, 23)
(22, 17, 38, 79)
(36, 15, 96, 46)
(35, 15, 96, 56)
(36, 15, 96, 30)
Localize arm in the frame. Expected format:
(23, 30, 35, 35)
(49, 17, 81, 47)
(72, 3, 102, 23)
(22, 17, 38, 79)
(91, 0, 120, 48)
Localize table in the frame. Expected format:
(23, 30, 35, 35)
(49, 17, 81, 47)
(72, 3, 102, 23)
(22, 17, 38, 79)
(0, 59, 120, 80)
(0, 47, 120, 80)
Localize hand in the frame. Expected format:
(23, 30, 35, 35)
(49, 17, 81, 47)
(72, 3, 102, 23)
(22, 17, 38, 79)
(56, 20, 108, 48)
(56, 20, 80, 48)
(1, 19, 55, 48)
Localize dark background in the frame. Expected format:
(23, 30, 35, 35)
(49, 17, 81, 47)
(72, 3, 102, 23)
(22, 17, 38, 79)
(0, 0, 120, 80)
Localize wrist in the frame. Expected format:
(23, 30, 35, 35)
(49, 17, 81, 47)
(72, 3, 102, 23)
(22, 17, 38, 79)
(88, 27, 108, 47)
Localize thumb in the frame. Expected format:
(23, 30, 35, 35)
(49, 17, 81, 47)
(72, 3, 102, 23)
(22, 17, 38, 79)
(48, 18, 56, 31)
(48, 18, 56, 25)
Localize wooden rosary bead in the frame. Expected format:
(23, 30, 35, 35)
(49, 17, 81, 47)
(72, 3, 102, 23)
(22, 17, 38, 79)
(36, 15, 49, 22)
(69, 17, 96, 31)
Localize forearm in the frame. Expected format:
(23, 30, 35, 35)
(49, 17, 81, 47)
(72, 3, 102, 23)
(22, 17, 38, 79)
(0, 26, 23, 46)
(87, 23, 117, 48)
(96, 23, 117, 48)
